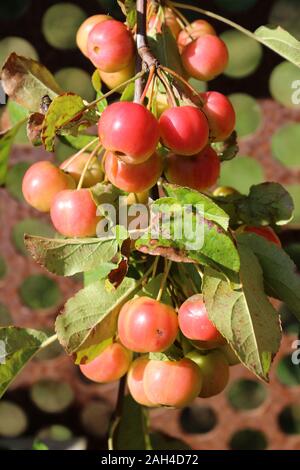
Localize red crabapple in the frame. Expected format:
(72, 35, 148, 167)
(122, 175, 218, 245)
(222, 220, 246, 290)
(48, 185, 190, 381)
(242, 226, 282, 247)
(165, 146, 220, 191)
(143, 358, 202, 407)
(76, 14, 111, 57)
(104, 151, 162, 193)
(99, 102, 160, 164)
(181, 34, 229, 81)
(50, 188, 100, 237)
(159, 106, 209, 156)
(187, 349, 229, 398)
(118, 296, 179, 353)
(177, 19, 216, 53)
(87, 19, 135, 72)
(60, 152, 104, 188)
(178, 294, 224, 343)
(127, 357, 158, 407)
(79, 342, 132, 383)
(22, 161, 75, 212)
(201, 91, 236, 141)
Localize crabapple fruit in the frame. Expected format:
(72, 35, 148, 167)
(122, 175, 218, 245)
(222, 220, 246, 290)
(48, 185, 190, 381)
(146, 89, 169, 117)
(99, 60, 135, 92)
(143, 358, 202, 407)
(178, 294, 224, 343)
(99, 102, 160, 164)
(165, 146, 220, 191)
(76, 14, 111, 57)
(50, 188, 100, 237)
(177, 19, 216, 53)
(181, 34, 229, 81)
(201, 91, 236, 141)
(104, 151, 162, 193)
(125, 191, 149, 206)
(118, 296, 179, 353)
(242, 225, 281, 247)
(79, 342, 132, 383)
(127, 357, 158, 407)
(213, 186, 238, 197)
(87, 19, 135, 72)
(22, 161, 75, 212)
(159, 106, 209, 156)
(60, 152, 104, 188)
(187, 350, 229, 398)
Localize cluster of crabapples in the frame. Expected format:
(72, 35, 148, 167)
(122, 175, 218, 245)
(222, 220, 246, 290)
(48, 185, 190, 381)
(80, 294, 237, 407)
(21, 9, 282, 245)
(75, 9, 235, 193)
(20, 8, 284, 409)
(78, 222, 281, 409)
(76, 6, 229, 87)
(21, 9, 237, 237)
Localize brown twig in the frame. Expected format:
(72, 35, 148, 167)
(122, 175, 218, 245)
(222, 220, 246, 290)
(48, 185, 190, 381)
(140, 65, 156, 104)
(136, 0, 159, 69)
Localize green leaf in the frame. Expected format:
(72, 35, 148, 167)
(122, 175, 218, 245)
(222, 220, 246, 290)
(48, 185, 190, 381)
(91, 69, 101, 93)
(7, 100, 29, 124)
(0, 327, 50, 398)
(74, 337, 113, 365)
(0, 120, 26, 184)
(149, 344, 183, 362)
(237, 182, 294, 226)
(59, 134, 98, 151)
(120, 82, 135, 102)
(117, 0, 137, 28)
(136, 198, 240, 274)
(255, 26, 300, 68)
(41, 93, 86, 152)
(55, 277, 137, 355)
(84, 263, 119, 286)
(237, 232, 300, 321)
(1, 53, 62, 111)
(150, 432, 191, 450)
(24, 235, 119, 276)
(203, 244, 282, 381)
(163, 183, 230, 231)
(112, 394, 149, 450)
(212, 131, 239, 162)
(214, 182, 294, 227)
(96, 89, 108, 114)
(170, 4, 300, 67)
(32, 440, 48, 451)
(148, 25, 185, 75)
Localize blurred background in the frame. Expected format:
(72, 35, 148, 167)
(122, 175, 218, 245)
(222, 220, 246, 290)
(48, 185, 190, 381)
(0, 0, 300, 451)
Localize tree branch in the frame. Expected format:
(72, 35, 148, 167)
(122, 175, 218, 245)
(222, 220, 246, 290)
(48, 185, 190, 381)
(136, 0, 159, 70)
